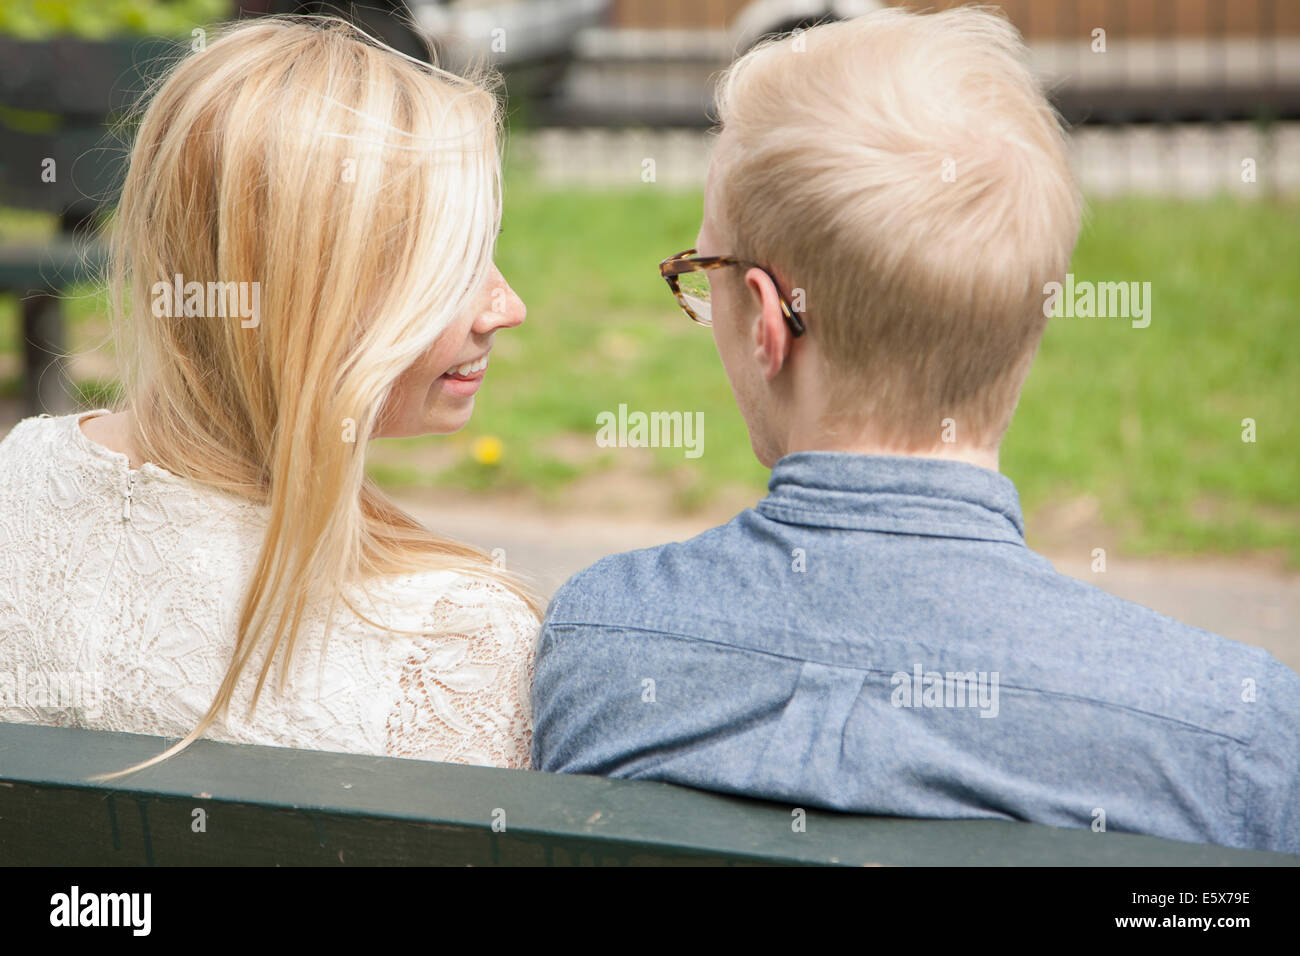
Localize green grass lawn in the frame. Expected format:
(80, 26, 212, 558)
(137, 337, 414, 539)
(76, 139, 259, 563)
(1007, 197, 1300, 561)
(447, 186, 1300, 563)
(3, 189, 1297, 562)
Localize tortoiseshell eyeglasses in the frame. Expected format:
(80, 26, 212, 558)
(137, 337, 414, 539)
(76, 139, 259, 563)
(658, 249, 806, 337)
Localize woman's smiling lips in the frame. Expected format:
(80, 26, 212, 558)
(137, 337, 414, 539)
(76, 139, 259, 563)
(439, 352, 489, 397)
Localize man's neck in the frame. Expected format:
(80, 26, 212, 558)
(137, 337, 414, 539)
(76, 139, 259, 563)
(771, 352, 1003, 475)
(781, 429, 1001, 475)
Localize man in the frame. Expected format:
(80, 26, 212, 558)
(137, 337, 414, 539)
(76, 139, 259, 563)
(530, 7, 1299, 853)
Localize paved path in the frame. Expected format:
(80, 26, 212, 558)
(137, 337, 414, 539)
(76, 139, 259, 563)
(398, 496, 1300, 674)
(1, 406, 1292, 670)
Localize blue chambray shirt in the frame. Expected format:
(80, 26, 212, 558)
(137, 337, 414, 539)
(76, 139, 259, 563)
(532, 452, 1300, 853)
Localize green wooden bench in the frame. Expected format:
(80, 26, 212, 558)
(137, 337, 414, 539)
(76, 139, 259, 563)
(0, 722, 1294, 866)
(0, 36, 179, 415)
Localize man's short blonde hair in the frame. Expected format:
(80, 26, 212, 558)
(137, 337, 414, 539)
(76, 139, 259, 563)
(713, 5, 1081, 448)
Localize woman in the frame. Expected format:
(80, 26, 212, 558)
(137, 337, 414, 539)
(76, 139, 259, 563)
(0, 17, 540, 774)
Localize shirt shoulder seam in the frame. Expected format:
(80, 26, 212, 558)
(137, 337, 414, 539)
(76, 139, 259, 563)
(542, 619, 1254, 746)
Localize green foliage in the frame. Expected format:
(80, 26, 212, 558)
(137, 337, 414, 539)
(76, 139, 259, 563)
(0, 0, 230, 39)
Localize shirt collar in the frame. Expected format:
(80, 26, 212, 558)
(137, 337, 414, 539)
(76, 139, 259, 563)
(756, 451, 1026, 544)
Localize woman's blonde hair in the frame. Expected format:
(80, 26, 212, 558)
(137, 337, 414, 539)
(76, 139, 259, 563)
(100, 16, 538, 777)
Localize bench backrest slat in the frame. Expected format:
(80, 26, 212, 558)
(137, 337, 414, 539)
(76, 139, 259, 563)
(1, 722, 1294, 866)
(0, 37, 181, 219)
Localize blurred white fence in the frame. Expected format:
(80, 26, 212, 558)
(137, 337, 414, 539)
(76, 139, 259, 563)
(513, 122, 1300, 196)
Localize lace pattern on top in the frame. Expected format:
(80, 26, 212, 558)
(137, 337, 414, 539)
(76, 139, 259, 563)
(0, 412, 540, 769)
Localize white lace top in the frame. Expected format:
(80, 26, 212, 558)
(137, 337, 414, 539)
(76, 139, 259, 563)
(0, 411, 540, 769)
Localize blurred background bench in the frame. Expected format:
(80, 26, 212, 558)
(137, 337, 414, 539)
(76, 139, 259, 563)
(1, 721, 1295, 866)
(0, 36, 181, 416)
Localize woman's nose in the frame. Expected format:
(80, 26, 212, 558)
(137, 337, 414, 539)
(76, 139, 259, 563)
(476, 272, 525, 332)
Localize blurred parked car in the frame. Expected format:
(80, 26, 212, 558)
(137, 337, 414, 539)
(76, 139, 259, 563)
(408, 0, 612, 100)
(254, 0, 611, 103)
(729, 0, 882, 52)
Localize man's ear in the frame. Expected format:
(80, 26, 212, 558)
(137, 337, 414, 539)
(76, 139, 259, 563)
(744, 267, 793, 382)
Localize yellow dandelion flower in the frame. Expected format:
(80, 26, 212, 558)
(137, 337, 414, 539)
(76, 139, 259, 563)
(471, 435, 503, 466)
